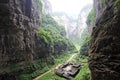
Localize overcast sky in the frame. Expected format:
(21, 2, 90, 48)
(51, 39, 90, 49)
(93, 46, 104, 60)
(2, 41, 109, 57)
(49, 0, 93, 16)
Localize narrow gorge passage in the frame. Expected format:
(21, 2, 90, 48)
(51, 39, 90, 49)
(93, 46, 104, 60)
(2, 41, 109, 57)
(1, 0, 120, 80)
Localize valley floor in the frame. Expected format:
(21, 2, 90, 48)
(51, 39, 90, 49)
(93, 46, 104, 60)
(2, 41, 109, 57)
(34, 52, 89, 80)
(34, 53, 78, 80)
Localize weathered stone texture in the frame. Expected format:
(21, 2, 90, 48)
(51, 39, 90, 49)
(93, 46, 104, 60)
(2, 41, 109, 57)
(0, 0, 40, 72)
(89, 0, 120, 80)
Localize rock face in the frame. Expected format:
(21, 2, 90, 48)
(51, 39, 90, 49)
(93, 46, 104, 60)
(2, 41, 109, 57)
(52, 12, 77, 38)
(89, 0, 120, 80)
(0, 0, 40, 72)
(76, 4, 92, 38)
(41, 0, 52, 14)
(86, 9, 94, 34)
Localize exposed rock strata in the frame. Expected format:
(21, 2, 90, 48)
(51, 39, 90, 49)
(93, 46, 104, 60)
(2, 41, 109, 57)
(89, 0, 120, 80)
(0, 0, 40, 72)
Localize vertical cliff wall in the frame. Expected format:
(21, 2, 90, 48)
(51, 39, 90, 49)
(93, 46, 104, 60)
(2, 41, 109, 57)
(41, 0, 52, 14)
(0, 0, 40, 72)
(89, 0, 120, 80)
(86, 9, 94, 34)
(76, 4, 92, 38)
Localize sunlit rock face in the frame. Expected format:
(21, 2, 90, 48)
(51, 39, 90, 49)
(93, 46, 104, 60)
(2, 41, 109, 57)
(75, 5, 92, 38)
(52, 12, 77, 38)
(41, 0, 52, 14)
(89, 0, 120, 80)
(86, 9, 94, 34)
(0, 0, 40, 73)
(52, 5, 92, 43)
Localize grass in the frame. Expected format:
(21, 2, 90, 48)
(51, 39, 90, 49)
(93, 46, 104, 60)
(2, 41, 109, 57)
(39, 53, 90, 80)
(54, 52, 72, 65)
(40, 66, 89, 80)
(18, 52, 73, 80)
(40, 71, 65, 80)
(75, 44, 81, 51)
(68, 55, 90, 80)
(31, 66, 50, 78)
(14, 52, 90, 80)
(74, 64, 90, 80)
(73, 56, 90, 80)
(34, 52, 73, 80)
(38, 52, 76, 80)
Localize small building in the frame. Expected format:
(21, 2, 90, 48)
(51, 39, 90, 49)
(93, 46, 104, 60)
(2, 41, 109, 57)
(54, 63, 81, 79)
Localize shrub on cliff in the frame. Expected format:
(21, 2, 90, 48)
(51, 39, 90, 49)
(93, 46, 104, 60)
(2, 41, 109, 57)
(38, 25, 76, 56)
(42, 14, 66, 36)
(80, 36, 90, 56)
(86, 9, 94, 26)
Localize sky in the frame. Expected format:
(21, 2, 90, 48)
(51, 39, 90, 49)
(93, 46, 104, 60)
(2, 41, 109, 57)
(49, 0, 93, 16)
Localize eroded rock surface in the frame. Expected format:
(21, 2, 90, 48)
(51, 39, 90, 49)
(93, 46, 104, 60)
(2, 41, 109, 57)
(0, 0, 41, 78)
(89, 0, 120, 80)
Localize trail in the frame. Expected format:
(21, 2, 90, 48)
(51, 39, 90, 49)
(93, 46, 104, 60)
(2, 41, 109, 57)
(66, 53, 77, 62)
(33, 53, 78, 80)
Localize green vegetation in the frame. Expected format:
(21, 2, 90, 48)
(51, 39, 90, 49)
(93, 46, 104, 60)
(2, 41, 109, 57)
(79, 28, 89, 46)
(18, 52, 73, 80)
(0, 0, 94, 80)
(40, 71, 65, 80)
(39, 53, 73, 80)
(15, 0, 76, 80)
(19, 16, 75, 80)
(16, 0, 92, 80)
(18, 12, 76, 80)
(38, 12, 76, 56)
(39, 54, 90, 80)
(36, 0, 42, 12)
(19, 74, 32, 80)
(35, 0, 93, 79)
(80, 36, 90, 56)
(86, 9, 94, 26)
(114, 0, 120, 6)
(73, 55, 90, 80)
(9, 64, 20, 72)
(41, 14, 66, 36)
(36, 0, 75, 77)
(100, 0, 105, 4)
(74, 64, 90, 80)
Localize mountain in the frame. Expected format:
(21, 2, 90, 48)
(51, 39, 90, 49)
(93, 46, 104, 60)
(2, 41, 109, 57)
(52, 12, 77, 38)
(69, 4, 92, 45)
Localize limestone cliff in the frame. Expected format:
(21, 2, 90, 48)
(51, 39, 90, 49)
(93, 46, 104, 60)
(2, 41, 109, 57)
(86, 9, 94, 34)
(0, 0, 76, 80)
(52, 12, 77, 38)
(75, 4, 92, 38)
(41, 0, 52, 14)
(70, 5, 92, 45)
(0, 0, 41, 78)
(89, 0, 120, 80)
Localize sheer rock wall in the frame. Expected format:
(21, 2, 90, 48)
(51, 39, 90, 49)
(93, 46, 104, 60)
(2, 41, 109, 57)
(0, 0, 40, 72)
(89, 0, 120, 80)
